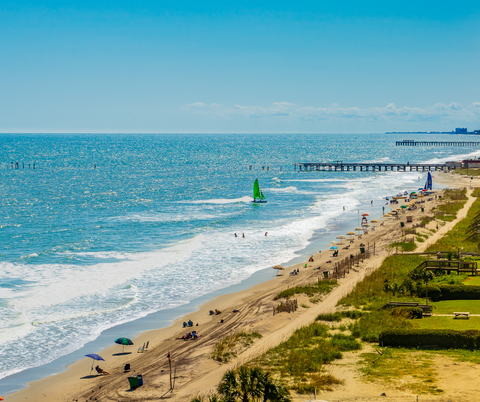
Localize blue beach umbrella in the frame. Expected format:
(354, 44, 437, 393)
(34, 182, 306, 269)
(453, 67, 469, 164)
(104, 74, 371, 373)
(115, 337, 133, 353)
(330, 246, 338, 250)
(85, 353, 104, 373)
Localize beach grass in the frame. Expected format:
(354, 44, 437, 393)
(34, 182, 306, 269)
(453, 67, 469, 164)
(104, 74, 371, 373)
(252, 322, 361, 393)
(338, 254, 425, 309)
(426, 193, 480, 253)
(211, 331, 262, 363)
(388, 241, 417, 251)
(275, 279, 338, 301)
(451, 168, 480, 177)
(359, 348, 442, 395)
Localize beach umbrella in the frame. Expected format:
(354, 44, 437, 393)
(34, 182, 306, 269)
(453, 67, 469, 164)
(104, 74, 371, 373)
(114, 337, 133, 353)
(330, 246, 338, 250)
(361, 213, 369, 217)
(336, 235, 346, 239)
(410, 192, 417, 195)
(355, 227, 363, 231)
(85, 354, 105, 373)
(346, 231, 356, 235)
(400, 205, 408, 209)
(272, 265, 285, 276)
(370, 219, 378, 223)
(0, 396, 3, 401)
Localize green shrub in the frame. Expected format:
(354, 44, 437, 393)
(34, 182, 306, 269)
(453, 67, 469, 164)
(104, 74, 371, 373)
(437, 284, 480, 300)
(393, 306, 423, 319)
(415, 284, 442, 302)
(379, 329, 480, 350)
(276, 279, 338, 300)
(329, 334, 362, 351)
(350, 310, 414, 343)
(317, 313, 342, 322)
(388, 242, 417, 252)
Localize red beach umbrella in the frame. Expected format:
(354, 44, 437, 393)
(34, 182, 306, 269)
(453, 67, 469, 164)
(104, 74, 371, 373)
(361, 213, 369, 217)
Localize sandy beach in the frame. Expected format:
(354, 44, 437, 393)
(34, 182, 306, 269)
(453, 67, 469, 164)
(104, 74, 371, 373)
(5, 170, 477, 402)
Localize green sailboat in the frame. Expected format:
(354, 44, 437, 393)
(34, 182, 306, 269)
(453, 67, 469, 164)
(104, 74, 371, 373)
(252, 178, 267, 203)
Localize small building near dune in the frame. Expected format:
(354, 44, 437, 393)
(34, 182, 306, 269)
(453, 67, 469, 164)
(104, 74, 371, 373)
(462, 160, 480, 168)
(445, 161, 462, 168)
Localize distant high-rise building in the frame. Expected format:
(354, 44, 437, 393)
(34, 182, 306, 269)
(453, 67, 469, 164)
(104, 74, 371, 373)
(455, 127, 468, 134)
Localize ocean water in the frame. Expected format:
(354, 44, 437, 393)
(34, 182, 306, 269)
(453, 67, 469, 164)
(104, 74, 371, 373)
(1, 133, 479, 393)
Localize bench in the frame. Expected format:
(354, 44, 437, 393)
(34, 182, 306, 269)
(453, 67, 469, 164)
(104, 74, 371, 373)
(454, 312, 469, 319)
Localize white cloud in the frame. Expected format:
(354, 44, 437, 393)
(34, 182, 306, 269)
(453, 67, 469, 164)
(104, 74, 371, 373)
(183, 101, 480, 124)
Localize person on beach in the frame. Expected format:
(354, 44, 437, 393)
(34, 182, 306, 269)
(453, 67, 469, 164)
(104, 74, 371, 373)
(95, 365, 109, 375)
(242, 233, 245, 238)
(265, 232, 268, 236)
(235, 233, 237, 237)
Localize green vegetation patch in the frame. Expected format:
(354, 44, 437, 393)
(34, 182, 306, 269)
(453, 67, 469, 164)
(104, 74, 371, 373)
(275, 279, 337, 302)
(388, 241, 417, 252)
(317, 310, 364, 322)
(414, 316, 480, 331)
(360, 348, 442, 395)
(339, 254, 425, 309)
(252, 322, 360, 393)
(211, 331, 262, 363)
(451, 168, 480, 177)
(430, 299, 480, 314)
(350, 310, 414, 342)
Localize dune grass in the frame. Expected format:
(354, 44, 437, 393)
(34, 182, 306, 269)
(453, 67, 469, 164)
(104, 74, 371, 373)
(426, 191, 480, 253)
(275, 279, 337, 301)
(451, 168, 480, 177)
(360, 348, 443, 395)
(211, 331, 262, 362)
(251, 322, 361, 393)
(339, 255, 425, 309)
(388, 241, 417, 252)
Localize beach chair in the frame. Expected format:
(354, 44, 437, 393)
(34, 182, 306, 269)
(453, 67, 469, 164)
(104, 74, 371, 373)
(137, 342, 145, 353)
(144, 341, 149, 352)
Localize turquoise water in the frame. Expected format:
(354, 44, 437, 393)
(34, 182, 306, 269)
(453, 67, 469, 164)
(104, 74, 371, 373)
(0, 133, 478, 393)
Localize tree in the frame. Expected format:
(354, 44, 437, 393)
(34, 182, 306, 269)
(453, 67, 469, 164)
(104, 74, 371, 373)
(217, 366, 290, 402)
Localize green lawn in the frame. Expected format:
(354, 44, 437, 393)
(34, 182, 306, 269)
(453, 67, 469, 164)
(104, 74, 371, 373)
(430, 300, 480, 314)
(463, 276, 480, 286)
(414, 316, 480, 330)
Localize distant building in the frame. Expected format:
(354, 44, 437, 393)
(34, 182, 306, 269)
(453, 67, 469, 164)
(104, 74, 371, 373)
(463, 159, 480, 168)
(455, 127, 468, 134)
(445, 161, 462, 168)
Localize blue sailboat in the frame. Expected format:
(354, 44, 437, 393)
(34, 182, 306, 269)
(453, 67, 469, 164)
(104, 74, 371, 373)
(424, 171, 433, 191)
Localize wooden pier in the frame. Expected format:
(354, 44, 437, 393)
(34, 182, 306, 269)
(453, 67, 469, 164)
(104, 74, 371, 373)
(396, 140, 480, 147)
(294, 161, 451, 172)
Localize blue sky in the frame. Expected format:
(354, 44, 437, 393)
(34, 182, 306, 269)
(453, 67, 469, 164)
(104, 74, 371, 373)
(1, 1, 479, 133)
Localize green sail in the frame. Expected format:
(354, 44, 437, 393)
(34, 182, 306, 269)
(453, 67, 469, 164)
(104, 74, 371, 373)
(253, 179, 261, 200)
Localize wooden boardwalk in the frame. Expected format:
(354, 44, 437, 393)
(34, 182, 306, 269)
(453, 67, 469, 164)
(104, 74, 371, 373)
(396, 140, 480, 147)
(294, 162, 451, 172)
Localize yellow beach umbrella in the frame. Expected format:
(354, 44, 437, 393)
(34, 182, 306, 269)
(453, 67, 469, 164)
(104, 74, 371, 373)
(371, 219, 379, 223)
(336, 235, 346, 239)
(346, 231, 356, 235)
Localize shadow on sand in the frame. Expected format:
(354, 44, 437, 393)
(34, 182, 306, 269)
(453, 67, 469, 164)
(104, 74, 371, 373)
(81, 374, 102, 379)
(112, 352, 132, 356)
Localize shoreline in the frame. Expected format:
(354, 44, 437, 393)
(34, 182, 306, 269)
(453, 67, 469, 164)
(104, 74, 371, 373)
(4, 170, 472, 401)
